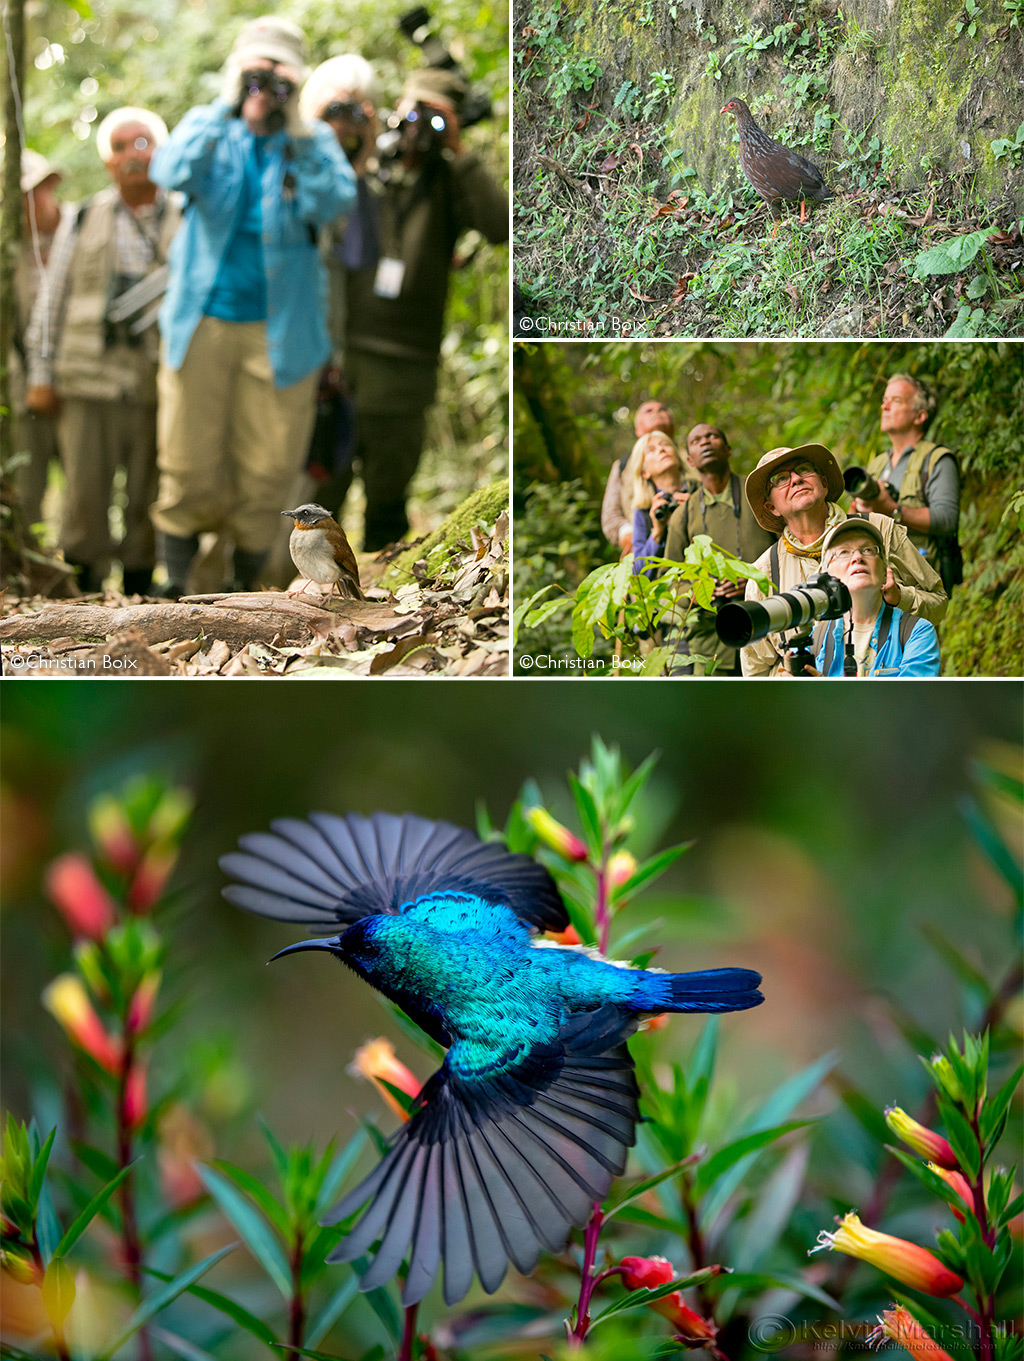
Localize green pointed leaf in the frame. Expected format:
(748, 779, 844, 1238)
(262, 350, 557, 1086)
(100, 1244, 236, 1358)
(970, 762, 1024, 805)
(27, 1128, 57, 1212)
(306, 1274, 360, 1347)
(610, 1203, 691, 1236)
(611, 845, 689, 903)
(616, 752, 661, 821)
(704, 1269, 839, 1311)
(589, 1267, 725, 1329)
(315, 1130, 369, 1218)
(603, 1154, 701, 1221)
(694, 1121, 811, 1197)
(981, 1062, 1023, 1148)
(918, 924, 989, 994)
(42, 1257, 76, 1330)
(569, 776, 602, 858)
(213, 1160, 292, 1238)
(257, 1118, 291, 1182)
(196, 1164, 291, 1296)
(70, 1139, 120, 1183)
(54, 1162, 136, 1258)
(142, 1264, 278, 1348)
(886, 1146, 973, 1214)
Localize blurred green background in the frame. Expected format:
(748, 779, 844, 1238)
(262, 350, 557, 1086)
(3, 680, 1021, 1147)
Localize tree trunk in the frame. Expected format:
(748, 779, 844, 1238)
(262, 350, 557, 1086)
(1, 0, 26, 469)
(513, 345, 605, 495)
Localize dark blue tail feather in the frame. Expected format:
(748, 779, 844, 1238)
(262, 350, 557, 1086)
(633, 967, 763, 1014)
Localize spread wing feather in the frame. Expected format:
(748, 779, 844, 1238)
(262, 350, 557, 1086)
(220, 811, 567, 934)
(324, 1006, 640, 1305)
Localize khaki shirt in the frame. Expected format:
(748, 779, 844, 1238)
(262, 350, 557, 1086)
(740, 508, 948, 677)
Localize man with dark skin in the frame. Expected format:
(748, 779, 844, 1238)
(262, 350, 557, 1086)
(663, 423, 775, 675)
(851, 374, 961, 592)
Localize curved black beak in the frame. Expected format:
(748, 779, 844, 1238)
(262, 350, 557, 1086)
(268, 936, 342, 965)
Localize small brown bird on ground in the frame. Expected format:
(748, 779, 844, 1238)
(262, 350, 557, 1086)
(720, 97, 833, 223)
(282, 504, 363, 600)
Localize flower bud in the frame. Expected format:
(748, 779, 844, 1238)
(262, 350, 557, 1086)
(884, 1107, 958, 1170)
(148, 788, 193, 845)
(73, 941, 112, 1005)
(619, 1257, 717, 1340)
(42, 976, 122, 1074)
(927, 1164, 975, 1224)
(1, 1247, 41, 1286)
(88, 795, 140, 875)
(123, 1063, 148, 1131)
(929, 1056, 964, 1104)
(126, 972, 161, 1035)
(128, 845, 177, 914)
(607, 851, 638, 890)
(811, 1211, 963, 1297)
(868, 1305, 955, 1361)
(46, 855, 116, 941)
(524, 807, 588, 862)
(348, 1039, 422, 1122)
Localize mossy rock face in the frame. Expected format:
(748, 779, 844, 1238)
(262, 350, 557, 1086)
(381, 481, 509, 589)
(541, 0, 1024, 211)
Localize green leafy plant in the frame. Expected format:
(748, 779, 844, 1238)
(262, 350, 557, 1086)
(990, 123, 1024, 165)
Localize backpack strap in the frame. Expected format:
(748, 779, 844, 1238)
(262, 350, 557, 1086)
(898, 610, 917, 648)
(769, 540, 780, 590)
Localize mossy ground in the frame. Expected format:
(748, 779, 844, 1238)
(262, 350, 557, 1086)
(381, 480, 509, 589)
(514, 0, 1024, 339)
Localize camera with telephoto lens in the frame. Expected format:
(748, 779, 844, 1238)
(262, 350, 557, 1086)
(714, 571, 852, 648)
(398, 6, 493, 127)
(652, 492, 681, 524)
(843, 465, 897, 503)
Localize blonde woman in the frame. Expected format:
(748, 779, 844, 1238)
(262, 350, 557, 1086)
(625, 431, 690, 576)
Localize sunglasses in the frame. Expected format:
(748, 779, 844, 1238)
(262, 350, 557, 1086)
(321, 100, 370, 124)
(242, 69, 294, 102)
(766, 461, 818, 491)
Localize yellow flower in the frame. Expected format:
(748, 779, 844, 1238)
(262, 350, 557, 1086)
(348, 1039, 422, 1122)
(811, 1211, 963, 1297)
(524, 807, 588, 862)
(42, 976, 122, 1074)
(885, 1106, 958, 1170)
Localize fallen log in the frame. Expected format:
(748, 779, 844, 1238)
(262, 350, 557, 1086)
(0, 591, 356, 647)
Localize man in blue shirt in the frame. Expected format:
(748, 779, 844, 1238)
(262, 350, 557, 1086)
(149, 16, 356, 595)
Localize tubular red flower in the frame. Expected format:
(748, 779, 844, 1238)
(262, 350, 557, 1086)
(123, 1062, 148, 1130)
(524, 807, 588, 862)
(927, 1164, 975, 1224)
(128, 846, 177, 914)
(619, 1257, 717, 1340)
(126, 972, 161, 1035)
(46, 855, 116, 940)
(868, 1305, 955, 1361)
(885, 1106, 959, 1170)
(811, 1211, 964, 1297)
(42, 975, 123, 1074)
(88, 795, 140, 875)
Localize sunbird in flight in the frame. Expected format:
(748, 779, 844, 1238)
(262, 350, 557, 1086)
(221, 811, 763, 1306)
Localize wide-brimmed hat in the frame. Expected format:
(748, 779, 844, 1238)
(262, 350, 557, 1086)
(401, 67, 467, 113)
(230, 16, 308, 76)
(21, 149, 61, 193)
(745, 444, 845, 533)
(819, 516, 887, 567)
(95, 107, 169, 162)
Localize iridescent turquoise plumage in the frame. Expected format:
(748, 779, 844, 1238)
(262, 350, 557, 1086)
(221, 812, 763, 1306)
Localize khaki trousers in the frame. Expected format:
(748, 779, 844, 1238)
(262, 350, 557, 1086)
(59, 397, 157, 571)
(152, 317, 319, 553)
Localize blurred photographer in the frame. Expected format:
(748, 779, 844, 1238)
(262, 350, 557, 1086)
(318, 64, 508, 551)
(805, 520, 940, 677)
(740, 443, 947, 677)
(25, 108, 178, 596)
(147, 16, 356, 596)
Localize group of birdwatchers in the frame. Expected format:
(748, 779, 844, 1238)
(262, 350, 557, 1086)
(600, 373, 961, 678)
(11, 14, 508, 600)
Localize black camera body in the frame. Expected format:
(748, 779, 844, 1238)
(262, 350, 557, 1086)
(715, 571, 852, 648)
(844, 465, 897, 503)
(397, 5, 493, 128)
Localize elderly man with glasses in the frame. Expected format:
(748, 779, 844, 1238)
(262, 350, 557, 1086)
(739, 443, 947, 677)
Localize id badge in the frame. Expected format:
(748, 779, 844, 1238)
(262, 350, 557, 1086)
(373, 257, 406, 299)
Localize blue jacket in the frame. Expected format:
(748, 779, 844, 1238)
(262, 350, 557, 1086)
(814, 604, 940, 677)
(150, 101, 356, 388)
(631, 508, 664, 578)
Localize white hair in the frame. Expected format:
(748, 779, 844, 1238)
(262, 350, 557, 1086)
(299, 54, 376, 123)
(96, 107, 169, 161)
